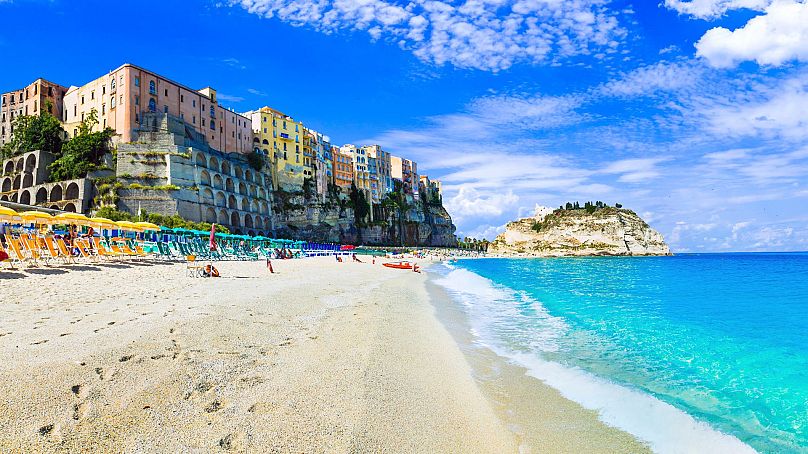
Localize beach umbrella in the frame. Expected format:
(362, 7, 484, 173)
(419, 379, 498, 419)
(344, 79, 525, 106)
(89, 217, 117, 229)
(19, 210, 55, 225)
(54, 212, 90, 224)
(0, 206, 20, 223)
(135, 221, 161, 231)
(116, 220, 143, 232)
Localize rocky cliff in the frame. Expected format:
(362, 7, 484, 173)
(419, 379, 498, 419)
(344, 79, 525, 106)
(490, 206, 671, 257)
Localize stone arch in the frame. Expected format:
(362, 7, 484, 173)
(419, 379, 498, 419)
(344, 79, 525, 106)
(209, 156, 219, 171)
(200, 170, 211, 186)
(65, 182, 80, 200)
(217, 209, 229, 225)
(215, 191, 226, 207)
(0, 195, 7, 201)
(221, 161, 231, 176)
(262, 139, 269, 145)
(205, 207, 217, 223)
(251, 200, 259, 212)
(196, 152, 207, 167)
(228, 194, 237, 209)
(15, 158, 23, 173)
(255, 217, 263, 230)
(49, 204, 59, 209)
(244, 214, 253, 229)
(35, 187, 47, 204)
(3, 161, 13, 175)
(261, 202, 269, 215)
(50, 184, 63, 201)
(10, 193, 18, 202)
(13, 175, 20, 190)
(245, 169, 253, 183)
(19, 190, 31, 205)
(230, 212, 240, 227)
(240, 197, 248, 211)
(1, 177, 10, 192)
(63, 202, 77, 213)
(202, 188, 214, 204)
(22, 173, 33, 188)
(226, 178, 235, 193)
(25, 154, 36, 173)
(235, 167, 243, 179)
(250, 185, 257, 197)
(239, 182, 247, 195)
(213, 174, 223, 190)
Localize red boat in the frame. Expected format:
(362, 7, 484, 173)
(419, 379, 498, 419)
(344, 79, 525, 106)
(383, 261, 413, 270)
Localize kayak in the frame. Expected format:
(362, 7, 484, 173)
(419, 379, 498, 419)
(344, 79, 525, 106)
(383, 262, 413, 270)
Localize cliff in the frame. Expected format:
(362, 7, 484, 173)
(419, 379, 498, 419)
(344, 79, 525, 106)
(489, 206, 671, 257)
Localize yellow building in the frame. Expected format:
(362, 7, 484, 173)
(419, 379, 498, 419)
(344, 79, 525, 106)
(245, 106, 305, 191)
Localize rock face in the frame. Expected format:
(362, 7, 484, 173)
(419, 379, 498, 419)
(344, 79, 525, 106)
(490, 206, 671, 257)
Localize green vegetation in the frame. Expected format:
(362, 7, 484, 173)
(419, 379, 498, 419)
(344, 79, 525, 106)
(381, 180, 413, 246)
(457, 236, 489, 251)
(0, 103, 65, 159)
(558, 201, 618, 214)
(49, 109, 115, 181)
(246, 150, 265, 171)
(94, 207, 229, 233)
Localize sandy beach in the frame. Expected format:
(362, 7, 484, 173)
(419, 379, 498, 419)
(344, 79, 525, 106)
(0, 256, 647, 452)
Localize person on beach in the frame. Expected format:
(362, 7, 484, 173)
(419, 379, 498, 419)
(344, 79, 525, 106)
(266, 258, 274, 274)
(352, 253, 363, 263)
(335, 255, 343, 263)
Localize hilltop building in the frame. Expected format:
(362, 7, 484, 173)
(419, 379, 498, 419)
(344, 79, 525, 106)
(333, 147, 354, 190)
(244, 106, 305, 191)
(392, 156, 418, 197)
(1, 78, 68, 147)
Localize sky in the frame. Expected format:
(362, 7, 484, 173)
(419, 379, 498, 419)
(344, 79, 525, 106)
(2, 0, 808, 252)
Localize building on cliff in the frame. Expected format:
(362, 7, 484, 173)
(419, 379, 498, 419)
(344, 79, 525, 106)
(1, 150, 94, 213)
(2, 78, 68, 147)
(244, 106, 306, 192)
(61, 64, 252, 155)
(391, 157, 419, 198)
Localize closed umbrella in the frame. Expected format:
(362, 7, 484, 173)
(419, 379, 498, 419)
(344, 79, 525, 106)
(209, 224, 217, 252)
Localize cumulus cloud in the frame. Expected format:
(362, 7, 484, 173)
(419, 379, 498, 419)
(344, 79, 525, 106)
(445, 186, 519, 220)
(664, 0, 772, 18)
(231, 0, 626, 71)
(695, 0, 808, 67)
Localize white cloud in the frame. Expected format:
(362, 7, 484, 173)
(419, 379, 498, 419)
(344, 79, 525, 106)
(600, 158, 669, 183)
(221, 57, 247, 70)
(664, 0, 771, 18)
(232, 0, 627, 71)
(445, 186, 519, 220)
(597, 60, 702, 97)
(695, 1, 808, 67)
(247, 88, 268, 96)
(216, 93, 245, 103)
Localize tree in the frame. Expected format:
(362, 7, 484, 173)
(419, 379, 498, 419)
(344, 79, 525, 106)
(349, 183, 370, 244)
(246, 150, 265, 171)
(49, 108, 114, 181)
(384, 180, 413, 246)
(1, 106, 65, 159)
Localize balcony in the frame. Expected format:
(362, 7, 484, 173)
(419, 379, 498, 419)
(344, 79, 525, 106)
(279, 132, 291, 140)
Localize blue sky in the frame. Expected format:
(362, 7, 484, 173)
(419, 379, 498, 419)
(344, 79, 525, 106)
(2, 0, 808, 252)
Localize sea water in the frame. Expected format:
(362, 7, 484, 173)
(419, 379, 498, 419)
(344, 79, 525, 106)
(432, 254, 808, 453)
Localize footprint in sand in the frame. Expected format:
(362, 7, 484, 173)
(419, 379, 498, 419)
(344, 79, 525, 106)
(218, 432, 245, 450)
(94, 367, 105, 380)
(204, 399, 224, 413)
(119, 355, 134, 362)
(31, 339, 48, 345)
(38, 424, 55, 436)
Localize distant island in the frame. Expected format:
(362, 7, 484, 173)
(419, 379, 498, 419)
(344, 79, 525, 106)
(489, 202, 671, 257)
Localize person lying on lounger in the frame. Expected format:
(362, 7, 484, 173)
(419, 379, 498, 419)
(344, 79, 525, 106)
(352, 254, 363, 263)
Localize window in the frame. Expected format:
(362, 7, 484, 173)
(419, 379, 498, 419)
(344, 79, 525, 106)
(134, 77, 139, 87)
(73, 105, 77, 116)
(263, 128, 267, 133)
(210, 106, 215, 118)
(295, 124, 299, 132)
(180, 113, 184, 120)
(181, 94, 184, 102)
(283, 143, 287, 151)
(102, 104, 105, 115)
(111, 96, 116, 108)
(283, 152, 287, 160)
(135, 95, 139, 106)
(91, 91, 95, 100)
(102, 86, 106, 95)
(149, 80, 156, 94)
(202, 119, 205, 127)
(210, 120, 215, 130)
(262, 116, 266, 123)
(193, 116, 196, 124)
(135, 114, 139, 123)
(148, 98, 156, 112)
(111, 79, 116, 91)
(164, 89, 168, 96)
(283, 121, 287, 130)
(193, 100, 196, 107)
(81, 95, 84, 105)
(164, 105, 168, 113)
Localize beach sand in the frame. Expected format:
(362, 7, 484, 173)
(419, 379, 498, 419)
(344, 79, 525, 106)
(0, 257, 648, 452)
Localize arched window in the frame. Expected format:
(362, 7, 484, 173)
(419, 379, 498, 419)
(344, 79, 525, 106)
(148, 98, 156, 112)
(209, 105, 215, 118)
(111, 79, 116, 90)
(149, 80, 156, 94)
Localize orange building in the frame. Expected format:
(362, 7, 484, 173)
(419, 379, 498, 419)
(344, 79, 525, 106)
(61, 64, 252, 154)
(1, 78, 67, 147)
(333, 146, 354, 190)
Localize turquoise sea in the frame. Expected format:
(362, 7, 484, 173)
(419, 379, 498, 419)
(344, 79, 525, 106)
(433, 254, 808, 453)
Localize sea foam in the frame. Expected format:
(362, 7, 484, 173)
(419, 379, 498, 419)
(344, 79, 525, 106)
(433, 264, 756, 454)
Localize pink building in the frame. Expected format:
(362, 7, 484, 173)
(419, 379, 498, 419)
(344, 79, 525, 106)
(62, 64, 252, 154)
(1, 78, 67, 147)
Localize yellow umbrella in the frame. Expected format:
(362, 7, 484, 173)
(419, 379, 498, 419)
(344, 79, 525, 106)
(116, 220, 143, 232)
(19, 210, 55, 225)
(134, 221, 161, 231)
(54, 212, 90, 224)
(0, 206, 20, 223)
(89, 217, 117, 229)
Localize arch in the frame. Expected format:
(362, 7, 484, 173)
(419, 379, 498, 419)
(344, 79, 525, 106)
(13, 175, 20, 190)
(209, 156, 219, 171)
(226, 178, 235, 193)
(24, 154, 36, 173)
(202, 188, 214, 204)
(148, 98, 156, 112)
(255, 217, 263, 230)
(200, 170, 211, 186)
(261, 202, 269, 215)
(15, 158, 23, 172)
(196, 152, 207, 167)
(0, 195, 7, 201)
(215, 191, 226, 207)
(245, 169, 253, 183)
(10, 193, 18, 202)
(251, 200, 259, 213)
(50, 184, 62, 201)
(244, 214, 253, 229)
(205, 207, 217, 223)
(217, 209, 229, 225)
(213, 174, 223, 190)
(228, 194, 237, 209)
(253, 137, 259, 143)
(250, 185, 257, 197)
(65, 182, 80, 200)
(1, 178, 10, 192)
(19, 190, 31, 205)
(63, 202, 77, 213)
(35, 187, 47, 204)
(235, 167, 243, 179)
(221, 161, 231, 176)
(240, 197, 248, 211)
(262, 139, 269, 145)
(239, 182, 247, 195)
(230, 212, 240, 227)
(3, 161, 13, 175)
(22, 173, 33, 188)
